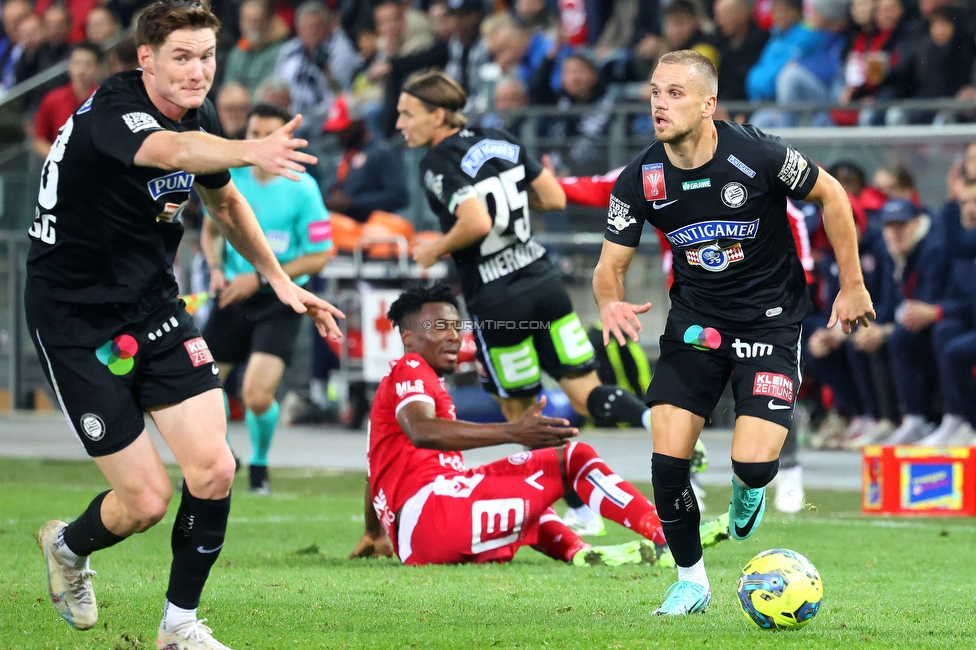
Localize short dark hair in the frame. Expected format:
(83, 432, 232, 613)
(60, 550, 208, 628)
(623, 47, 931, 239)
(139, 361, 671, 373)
(387, 283, 460, 329)
(72, 41, 103, 62)
(828, 161, 866, 186)
(247, 102, 292, 124)
(110, 38, 138, 67)
(664, 0, 698, 17)
(135, 0, 221, 49)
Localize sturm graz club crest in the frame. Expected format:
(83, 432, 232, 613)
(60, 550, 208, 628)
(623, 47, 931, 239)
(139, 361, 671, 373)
(721, 182, 748, 208)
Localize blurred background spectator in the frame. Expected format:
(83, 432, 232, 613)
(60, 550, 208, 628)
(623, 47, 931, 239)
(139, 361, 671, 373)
(714, 0, 769, 102)
(319, 94, 408, 223)
(13, 13, 47, 108)
(0, 0, 31, 91)
(224, 0, 289, 95)
(275, 1, 361, 123)
(254, 75, 292, 109)
(105, 36, 138, 75)
(215, 82, 252, 140)
(31, 41, 100, 158)
(662, 0, 719, 67)
(877, 5, 974, 124)
(84, 6, 120, 46)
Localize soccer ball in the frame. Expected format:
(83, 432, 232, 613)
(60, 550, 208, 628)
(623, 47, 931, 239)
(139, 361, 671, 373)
(737, 548, 823, 630)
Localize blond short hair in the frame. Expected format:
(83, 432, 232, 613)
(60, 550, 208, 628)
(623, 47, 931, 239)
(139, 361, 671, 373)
(656, 49, 719, 97)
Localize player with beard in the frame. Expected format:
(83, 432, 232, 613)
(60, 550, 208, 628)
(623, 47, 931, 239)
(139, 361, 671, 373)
(593, 50, 875, 615)
(27, 1, 343, 647)
(348, 284, 730, 566)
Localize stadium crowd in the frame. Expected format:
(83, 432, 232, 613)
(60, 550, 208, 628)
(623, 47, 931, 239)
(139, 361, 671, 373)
(5, 0, 976, 452)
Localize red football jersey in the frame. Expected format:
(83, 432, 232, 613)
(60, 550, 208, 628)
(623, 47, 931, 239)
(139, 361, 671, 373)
(367, 352, 464, 536)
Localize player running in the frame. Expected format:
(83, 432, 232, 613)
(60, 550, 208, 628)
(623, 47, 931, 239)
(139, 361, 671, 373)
(349, 284, 729, 566)
(26, 1, 342, 648)
(201, 102, 333, 495)
(397, 70, 658, 536)
(555, 164, 813, 514)
(593, 50, 875, 615)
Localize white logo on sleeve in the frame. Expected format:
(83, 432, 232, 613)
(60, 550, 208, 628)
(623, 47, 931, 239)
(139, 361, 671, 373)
(777, 148, 809, 190)
(122, 112, 162, 133)
(768, 400, 791, 411)
(607, 195, 635, 231)
(424, 169, 444, 201)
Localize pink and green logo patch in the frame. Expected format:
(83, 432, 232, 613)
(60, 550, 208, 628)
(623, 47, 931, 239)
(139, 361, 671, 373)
(683, 325, 721, 351)
(96, 334, 138, 375)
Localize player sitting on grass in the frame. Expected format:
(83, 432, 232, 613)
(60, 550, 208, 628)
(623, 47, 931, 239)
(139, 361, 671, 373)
(349, 284, 729, 566)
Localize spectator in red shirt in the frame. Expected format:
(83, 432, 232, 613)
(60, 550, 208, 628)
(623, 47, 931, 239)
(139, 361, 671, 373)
(31, 42, 101, 159)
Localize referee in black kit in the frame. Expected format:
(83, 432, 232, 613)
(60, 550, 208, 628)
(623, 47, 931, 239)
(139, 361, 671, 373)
(25, 1, 342, 648)
(593, 50, 875, 616)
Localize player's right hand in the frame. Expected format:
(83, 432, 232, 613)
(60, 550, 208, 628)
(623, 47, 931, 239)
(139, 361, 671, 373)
(600, 300, 652, 346)
(249, 115, 318, 181)
(348, 533, 394, 559)
(509, 396, 578, 449)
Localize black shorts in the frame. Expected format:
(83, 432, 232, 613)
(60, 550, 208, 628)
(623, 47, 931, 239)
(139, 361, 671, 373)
(472, 276, 598, 398)
(202, 289, 303, 365)
(646, 311, 802, 429)
(26, 291, 222, 457)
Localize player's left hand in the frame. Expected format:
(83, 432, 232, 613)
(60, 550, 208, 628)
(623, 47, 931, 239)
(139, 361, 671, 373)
(412, 240, 442, 268)
(217, 272, 261, 307)
(268, 275, 346, 341)
(348, 533, 394, 559)
(828, 283, 876, 334)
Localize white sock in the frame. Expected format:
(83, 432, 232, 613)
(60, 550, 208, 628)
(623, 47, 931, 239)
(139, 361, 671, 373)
(161, 600, 197, 632)
(309, 379, 328, 408)
(940, 414, 964, 431)
(52, 528, 85, 568)
(641, 409, 651, 431)
(901, 414, 924, 429)
(677, 557, 709, 590)
(567, 505, 598, 523)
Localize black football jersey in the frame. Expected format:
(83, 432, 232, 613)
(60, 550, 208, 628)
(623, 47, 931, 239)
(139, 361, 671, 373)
(26, 70, 231, 305)
(420, 126, 559, 312)
(607, 121, 819, 328)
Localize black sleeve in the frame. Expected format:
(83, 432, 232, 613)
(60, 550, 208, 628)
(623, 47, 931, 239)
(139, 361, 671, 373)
(511, 131, 542, 183)
(89, 87, 166, 166)
(194, 99, 231, 189)
(421, 148, 477, 216)
(755, 129, 820, 200)
(604, 161, 648, 248)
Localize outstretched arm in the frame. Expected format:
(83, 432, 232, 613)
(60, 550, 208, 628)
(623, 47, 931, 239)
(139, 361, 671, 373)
(134, 115, 317, 181)
(593, 239, 652, 345)
(397, 396, 577, 451)
(804, 168, 876, 333)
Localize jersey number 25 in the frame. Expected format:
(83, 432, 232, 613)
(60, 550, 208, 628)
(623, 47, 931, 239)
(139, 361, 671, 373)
(475, 165, 530, 256)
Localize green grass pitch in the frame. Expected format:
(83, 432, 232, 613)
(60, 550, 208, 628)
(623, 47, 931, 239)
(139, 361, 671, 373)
(2, 457, 975, 649)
